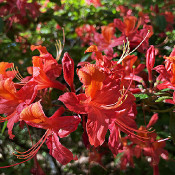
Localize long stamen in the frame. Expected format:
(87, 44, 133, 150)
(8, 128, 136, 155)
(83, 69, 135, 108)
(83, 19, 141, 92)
(115, 119, 152, 142)
(55, 40, 61, 61)
(11, 65, 24, 82)
(14, 130, 48, 155)
(14, 137, 47, 160)
(15, 66, 24, 80)
(15, 82, 27, 86)
(120, 40, 127, 61)
(125, 38, 130, 55)
(11, 66, 19, 80)
(13, 66, 21, 81)
(0, 114, 13, 121)
(0, 116, 6, 121)
(13, 136, 44, 156)
(0, 130, 51, 169)
(116, 118, 153, 134)
(55, 28, 65, 61)
(13, 130, 50, 159)
(119, 38, 130, 63)
(157, 137, 170, 142)
(117, 38, 130, 64)
(117, 30, 150, 64)
(129, 30, 150, 55)
(100, 67, 135, 110)
(100, 93, 128, 110)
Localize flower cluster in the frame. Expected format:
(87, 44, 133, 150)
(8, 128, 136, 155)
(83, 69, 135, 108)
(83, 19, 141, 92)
(0, 1, 174, 175)
(0, 0, 40, 27)
(0, 39, 173, 174)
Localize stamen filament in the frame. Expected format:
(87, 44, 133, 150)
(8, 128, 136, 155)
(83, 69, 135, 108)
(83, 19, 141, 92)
(157, 137, 170, 142)
(13, 130, 50, 159)
(15, 66, 24, 80)
(115, 119, 151, 142)
(0, 130, 51, 169)
(101, 68, 134, 110)
(11, 65, 24, 81)
(117, 30, 150, 64)
(129, 30, 150, 55)
(55, 28, 65, 61)
(120, 40, 127, 60)
(100, 94, 128, 109)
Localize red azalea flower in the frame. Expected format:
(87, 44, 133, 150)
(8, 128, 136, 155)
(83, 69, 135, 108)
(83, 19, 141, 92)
(31, 45, 67, 91)
(16, 101, 81, 165)
(59, 64, 136, 147)
(85, 45, 145, 90)
(116, 5, 132, 17)
(62, 52, 75, 92)
(146, 45, 155, 83)
(0, 62, 17, 79)
(114, 16, 153, 52)
(117, 113, 168, 175)
(0, 0, 40, 27)
(0, 79, 37, 139)
(85, 0, 102, 7)
(114, 16, 141, 37)
(154, 48, 175, 90)
(75, 24, 96, 46)
(93, 23, 124, 58)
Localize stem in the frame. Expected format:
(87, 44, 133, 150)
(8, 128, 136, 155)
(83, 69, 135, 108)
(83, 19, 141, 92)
(151, 105, 175, 113)
(153, 164, 159, 175)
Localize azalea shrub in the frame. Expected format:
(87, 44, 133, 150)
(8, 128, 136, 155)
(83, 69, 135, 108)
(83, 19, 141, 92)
(0, 0, 175, 175)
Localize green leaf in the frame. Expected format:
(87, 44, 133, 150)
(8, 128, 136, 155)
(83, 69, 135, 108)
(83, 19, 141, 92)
(161, 88, 173, 92)
(6, 31, 15, 41)
(134, 94, 149, 99)
(0, 17, 4, 33)
(155, 15, 167, 31)
(80, 53, 91, 62)
(155, 96, 172, 102)
(114, 152, 124, 165)
(169, 111, 175, 144)
(1, 120, 7, 135)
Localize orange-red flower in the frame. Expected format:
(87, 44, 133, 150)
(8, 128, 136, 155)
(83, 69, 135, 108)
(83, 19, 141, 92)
(0, 79, 37, 139)
(154, 48, 175, 91)
(17, 101, 81, 165)
(0, 62, 17, 79)
(85, 0, 102, 7)
(62, 52, 75, 92)
(59, 64, 136, 147)
(31, 45, 66, 91)
(75, 24, 96, 46)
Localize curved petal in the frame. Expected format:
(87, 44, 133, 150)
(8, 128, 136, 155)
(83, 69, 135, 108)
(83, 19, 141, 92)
(86, 107, 108, 147)
(108, 123, 120, 156)
(77, 64, 105, 99)
(46, 133, 75, 165)
(0, 78, 17, 100)
(62, 52, 75, 90)
(58, 115, 81, 138)
(20, 101, 48, 125)
(17, 81, 38, 104)
(7, 111, 19, 139)
(59, 92, 87, 114)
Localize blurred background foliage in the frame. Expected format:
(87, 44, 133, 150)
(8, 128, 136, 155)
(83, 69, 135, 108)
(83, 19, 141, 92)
(0, 0, 175, 174)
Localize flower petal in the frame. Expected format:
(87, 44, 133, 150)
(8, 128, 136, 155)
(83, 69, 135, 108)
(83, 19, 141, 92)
(46, 132, 75, 165)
